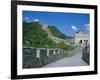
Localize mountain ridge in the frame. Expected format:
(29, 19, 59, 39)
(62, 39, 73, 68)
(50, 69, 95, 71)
(23, 21, 74, 50)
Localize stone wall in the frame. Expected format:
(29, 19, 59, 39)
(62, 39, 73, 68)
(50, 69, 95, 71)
(82, 46, 90, 64)
(23, 47, 68, 68)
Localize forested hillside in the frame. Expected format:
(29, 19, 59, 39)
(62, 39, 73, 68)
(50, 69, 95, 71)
(23, 21, 74, 50)
(48, 25, 71, 39)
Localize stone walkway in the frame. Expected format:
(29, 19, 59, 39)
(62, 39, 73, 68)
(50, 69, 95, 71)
(42, 51, 88, 68)
(42, 24, 70, 44)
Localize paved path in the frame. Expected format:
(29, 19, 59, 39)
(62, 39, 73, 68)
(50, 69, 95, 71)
(42, 51, 88, 68)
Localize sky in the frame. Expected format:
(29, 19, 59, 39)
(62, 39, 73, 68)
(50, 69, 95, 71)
(23, 11, 90, 36)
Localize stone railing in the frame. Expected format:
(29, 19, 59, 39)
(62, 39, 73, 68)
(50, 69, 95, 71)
(82, 45, 90, 64)
(23, 47, 68, 68)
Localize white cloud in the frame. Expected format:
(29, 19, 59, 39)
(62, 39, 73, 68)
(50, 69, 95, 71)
(24, 17, 31, 22)
(85, 23, 90, 31)
(34, 19, 39, 22)
(85, 23, 89, 27)
(71, 26, 78, 31)
(25, 17, 29, 20)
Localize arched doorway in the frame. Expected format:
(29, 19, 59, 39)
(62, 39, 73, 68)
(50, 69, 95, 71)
(80, 40, 82, 44)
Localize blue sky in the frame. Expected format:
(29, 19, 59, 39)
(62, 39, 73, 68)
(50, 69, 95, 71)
(23, 11, 90, 36)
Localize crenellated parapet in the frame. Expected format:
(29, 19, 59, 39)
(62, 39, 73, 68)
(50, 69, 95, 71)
(23, 47, 68, 68)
